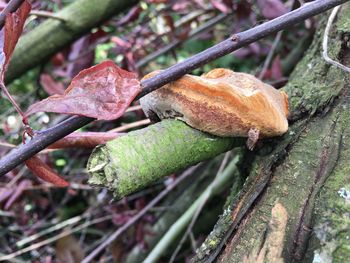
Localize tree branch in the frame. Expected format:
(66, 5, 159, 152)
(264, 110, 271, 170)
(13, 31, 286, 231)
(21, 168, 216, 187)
(87, 119, 243, 199)
(0, 0, 348, 176)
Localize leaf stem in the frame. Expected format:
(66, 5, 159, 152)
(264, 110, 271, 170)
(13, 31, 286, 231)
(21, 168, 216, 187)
(0, 82, 25, 123)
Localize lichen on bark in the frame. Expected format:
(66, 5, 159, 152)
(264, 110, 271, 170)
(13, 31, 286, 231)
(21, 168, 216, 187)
(283, 14, 345, 119)
(192, 5, 350, 263)
(87, 119, 244, 199)
(304, 106, 350, 262)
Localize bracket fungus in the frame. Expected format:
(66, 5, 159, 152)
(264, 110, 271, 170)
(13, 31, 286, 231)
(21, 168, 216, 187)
(140, 68, 289, 149)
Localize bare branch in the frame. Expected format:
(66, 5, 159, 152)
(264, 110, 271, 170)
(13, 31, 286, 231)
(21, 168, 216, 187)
(0, 0, 348, 176)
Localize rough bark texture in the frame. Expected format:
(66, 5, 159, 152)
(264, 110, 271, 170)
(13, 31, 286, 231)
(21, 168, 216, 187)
(192, 6, 350, 263)
(5, 0, 137, 84)
(87, 119, 244, 199)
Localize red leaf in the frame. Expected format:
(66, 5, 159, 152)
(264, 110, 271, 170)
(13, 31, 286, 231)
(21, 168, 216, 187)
(25, 60, 141, 120)
(48, 131, 121, 149)
(0, 0, 31, 79)
(25, 156, 69, 187)
(40, 73, 65, 95)
(0, 1, 31, 124)
(257, 0, 287, 19)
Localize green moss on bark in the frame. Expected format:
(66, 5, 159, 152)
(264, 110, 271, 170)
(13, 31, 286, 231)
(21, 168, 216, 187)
(87, 119, 244, 199)
(193, 6, 350, 262)
(283, 12, 346, 119)
(304, 110, 350, 263)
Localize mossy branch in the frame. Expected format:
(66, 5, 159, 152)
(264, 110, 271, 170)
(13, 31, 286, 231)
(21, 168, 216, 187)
(87, 119, 244, 199)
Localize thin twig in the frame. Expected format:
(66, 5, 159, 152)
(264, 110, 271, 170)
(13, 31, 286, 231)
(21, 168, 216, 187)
(258, 0, 296, 80)
(12, 182, 92, 191)
(81, 165, 200, 263)
(0, 141, 16, 149)
(169, 152, 231, 263)
(0, 83, 26, 124)
(0, 210, 15, 217)
(125, 105, 142, 112)
(0, 0, 348, 176)
(29, 10, 66, 22)
(258, 31, 283, 80)
(0, 215, 112, 261)
(108, 119, 150, 133)
(16, 215, 85, 247)
(322, 6, 350, 72)
(6, 165, 26, 188)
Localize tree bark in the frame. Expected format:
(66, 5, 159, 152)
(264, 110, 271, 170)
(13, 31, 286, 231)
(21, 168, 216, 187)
(192, 6, 350, 263)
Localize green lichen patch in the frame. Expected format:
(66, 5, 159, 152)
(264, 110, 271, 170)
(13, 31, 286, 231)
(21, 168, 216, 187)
(283, 13, 347, 120)
(306, 107, 350, 263)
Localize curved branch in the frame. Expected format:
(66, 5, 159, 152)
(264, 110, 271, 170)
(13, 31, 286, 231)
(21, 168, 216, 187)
(0, 0, 348, 176)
